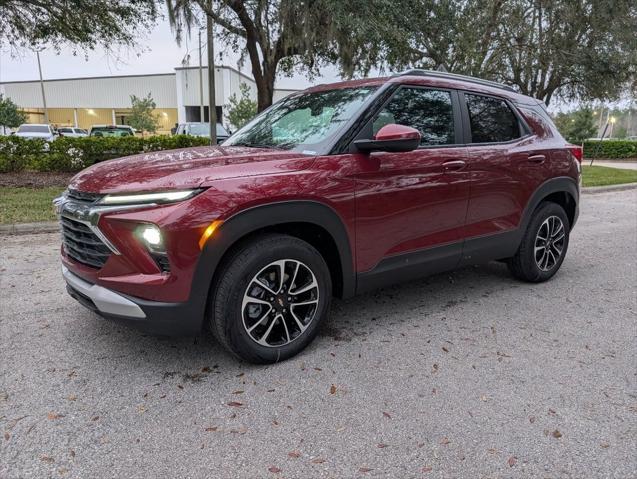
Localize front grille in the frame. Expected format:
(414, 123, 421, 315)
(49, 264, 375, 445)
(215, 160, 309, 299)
(67, 189, 103, 203)
(61, 216, 111, 268)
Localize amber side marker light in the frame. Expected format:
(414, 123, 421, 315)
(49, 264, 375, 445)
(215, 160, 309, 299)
(199, 220, 223, 250)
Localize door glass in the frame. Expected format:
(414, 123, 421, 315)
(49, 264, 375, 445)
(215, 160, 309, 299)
(373, 88, 455, 146)
(465, 94, 521, 143)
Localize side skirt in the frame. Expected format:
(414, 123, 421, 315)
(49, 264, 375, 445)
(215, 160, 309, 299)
(355, 229, 521, 294)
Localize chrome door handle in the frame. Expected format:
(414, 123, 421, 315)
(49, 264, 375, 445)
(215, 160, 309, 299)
(442, 160, 466, 171)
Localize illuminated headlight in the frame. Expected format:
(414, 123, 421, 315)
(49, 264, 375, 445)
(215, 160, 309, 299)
(140, 225, 162, 247)
(99, 189, 202, 205)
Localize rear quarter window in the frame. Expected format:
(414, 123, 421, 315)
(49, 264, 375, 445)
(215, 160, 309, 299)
(465, 94, 522, 143)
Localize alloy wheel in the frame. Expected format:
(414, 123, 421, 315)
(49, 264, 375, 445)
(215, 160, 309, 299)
(241, 259, 320, 347)
(534, 215, 566, 272)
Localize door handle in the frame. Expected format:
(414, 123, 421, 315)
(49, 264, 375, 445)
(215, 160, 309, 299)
(527, 154, 546, 164)
(442, 160, 466, 171)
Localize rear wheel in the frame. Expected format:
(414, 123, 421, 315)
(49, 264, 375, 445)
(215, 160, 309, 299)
(508, 202, 570, 282)
(209, 234, 332, 363)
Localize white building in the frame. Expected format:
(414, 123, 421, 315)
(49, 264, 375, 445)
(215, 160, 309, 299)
(0, 66, 298, 134)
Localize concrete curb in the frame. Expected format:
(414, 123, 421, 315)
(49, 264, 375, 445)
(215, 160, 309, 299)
(582, 183, 637, 195)
(0, 221, 58, 236)
(1, 183, 635, 236)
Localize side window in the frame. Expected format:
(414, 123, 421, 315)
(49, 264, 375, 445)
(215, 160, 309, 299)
(465, 94, 521, 143)
(373, 87, 455, 146)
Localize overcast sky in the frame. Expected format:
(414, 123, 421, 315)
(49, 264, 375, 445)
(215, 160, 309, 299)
(0, 16, 342, 89)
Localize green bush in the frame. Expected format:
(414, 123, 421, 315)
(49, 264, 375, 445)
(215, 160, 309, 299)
(0, 135, 211, 172)
(583, 140, 637, 159)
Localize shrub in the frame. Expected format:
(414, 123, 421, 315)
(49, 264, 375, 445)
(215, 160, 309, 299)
(583, 140, 637, 159)
(0, 135, 211, 172)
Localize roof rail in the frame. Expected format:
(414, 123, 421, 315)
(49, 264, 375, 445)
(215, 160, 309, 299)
(397, 69, 516, 93)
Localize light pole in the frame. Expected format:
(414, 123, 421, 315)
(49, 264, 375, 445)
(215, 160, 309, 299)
(206, 11, 217, 145)
(198, 29, 204, 123)
(36, 50, 48, 124)
(609, 116, 616, 138)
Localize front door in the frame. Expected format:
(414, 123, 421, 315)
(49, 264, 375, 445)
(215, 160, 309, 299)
(353, 86, 470, 287)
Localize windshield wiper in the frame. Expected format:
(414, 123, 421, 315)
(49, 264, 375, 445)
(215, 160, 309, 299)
(229, 141, 279, 149)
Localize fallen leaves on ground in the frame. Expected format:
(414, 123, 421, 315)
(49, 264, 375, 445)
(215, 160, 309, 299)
(377, 443, 388, 448)
(227, 401, 243, 407)
(421, 466, 432, 473)
(552, 429, 562, 438)
(508, 456, 517, 467)
(288, 450, 301, 458)
(382, 411, 392, 419)
(268, 466, 281, 473)
(440, 437, 451, 445)
(359, 467, 373, 473)
(329, 384, 337, 395)
(311, 457, 326, 464)
(47, 412, 63, 420)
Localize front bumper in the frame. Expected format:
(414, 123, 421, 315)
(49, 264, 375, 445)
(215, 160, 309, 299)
(63, 266, 204, 335)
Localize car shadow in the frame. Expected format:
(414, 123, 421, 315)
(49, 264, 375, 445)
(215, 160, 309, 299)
(72, 261, 519, 381)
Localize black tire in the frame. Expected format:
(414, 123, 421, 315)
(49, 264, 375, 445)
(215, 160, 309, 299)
(508, 202, 570, 282)
(209, 234, 332, 364)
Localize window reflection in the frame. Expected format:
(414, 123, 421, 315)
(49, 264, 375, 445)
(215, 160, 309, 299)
(466, 94, 521, 143)
(373, 88, 455, 146)
(225, 87, 377, 153)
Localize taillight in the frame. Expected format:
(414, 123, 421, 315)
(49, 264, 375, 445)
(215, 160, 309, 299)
(568, 144, 583, 163)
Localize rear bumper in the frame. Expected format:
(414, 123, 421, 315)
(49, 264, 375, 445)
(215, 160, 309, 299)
(63, 266, 204, 335)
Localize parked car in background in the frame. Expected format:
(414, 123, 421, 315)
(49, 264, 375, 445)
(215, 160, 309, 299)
(175, 122, 230, 143)
(89, 125, 135, 137)
(58, 127, 88, 138)
(14, 124, 57, 141)
(55, 70, 581, 363)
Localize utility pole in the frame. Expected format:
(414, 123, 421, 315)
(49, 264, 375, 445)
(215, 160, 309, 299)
(198, 29, 204, 123)
(36, 50, 48, 124)
(206, 10, 217, 145)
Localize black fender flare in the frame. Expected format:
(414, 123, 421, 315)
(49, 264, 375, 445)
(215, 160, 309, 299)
(187, 200, 356, 327)
(519, 176, 579, 233)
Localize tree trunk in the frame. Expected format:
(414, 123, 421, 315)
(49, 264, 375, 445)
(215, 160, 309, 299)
(254, 62, 277, 112)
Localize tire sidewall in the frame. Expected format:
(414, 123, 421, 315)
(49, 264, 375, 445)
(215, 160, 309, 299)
(215, 237, 331, 363)
(523, 202, 570, 281)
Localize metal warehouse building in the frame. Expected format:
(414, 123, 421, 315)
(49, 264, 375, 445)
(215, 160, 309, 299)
(0, 66, 297, 134)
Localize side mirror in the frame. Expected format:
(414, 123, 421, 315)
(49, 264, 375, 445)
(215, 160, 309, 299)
(354, 124, 421, 153)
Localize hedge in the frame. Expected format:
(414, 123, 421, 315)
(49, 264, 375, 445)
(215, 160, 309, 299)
(0, 135, 211, 173)
(582, 140, 637, 159)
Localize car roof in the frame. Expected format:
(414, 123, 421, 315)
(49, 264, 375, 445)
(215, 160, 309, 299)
(20, 123, 50, 127)
(305, 70, 536, 104)
(90, 125, 133, 128)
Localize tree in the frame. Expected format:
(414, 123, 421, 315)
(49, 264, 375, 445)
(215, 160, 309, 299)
(167, 0, 398, 111)
(390, 0, 637, 105)
(128, 93, 160, 136)
(554, 107, 597, 143)
(1, 0, 158, 52)
(0, 95, 27, 134)
(226, 83, 257, 130)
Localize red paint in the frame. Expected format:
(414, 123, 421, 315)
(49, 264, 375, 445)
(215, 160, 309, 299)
(61, 74, 579, 305)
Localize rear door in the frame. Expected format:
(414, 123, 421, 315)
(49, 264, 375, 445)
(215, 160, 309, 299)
(353, 86, 470, 277)
(459, 92, 550, 262)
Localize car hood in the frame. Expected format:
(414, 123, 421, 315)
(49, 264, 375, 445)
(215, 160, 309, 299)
(69, 145, 316, 193)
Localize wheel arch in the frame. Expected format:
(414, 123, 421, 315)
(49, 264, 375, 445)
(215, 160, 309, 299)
(188, 201, 355, 328)
(520, 177, 579, 231)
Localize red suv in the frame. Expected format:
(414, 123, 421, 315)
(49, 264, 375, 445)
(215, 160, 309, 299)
(55, 70, 581, 363)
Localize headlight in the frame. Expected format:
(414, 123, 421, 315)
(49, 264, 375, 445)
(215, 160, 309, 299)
(98, 189, 203, 205)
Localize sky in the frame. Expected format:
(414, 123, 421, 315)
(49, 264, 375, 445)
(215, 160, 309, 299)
(0, 16, 342, 89)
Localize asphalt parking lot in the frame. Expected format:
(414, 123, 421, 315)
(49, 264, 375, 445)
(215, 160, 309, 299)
(1, 189, 636, 479)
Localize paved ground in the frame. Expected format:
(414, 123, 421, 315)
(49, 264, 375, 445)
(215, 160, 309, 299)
(1, 190, 636, 479)
(590, 160, 637, 170)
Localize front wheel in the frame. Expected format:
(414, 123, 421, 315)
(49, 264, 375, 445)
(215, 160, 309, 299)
(209, 234, 332, 363)
(508, 202, 570, 282)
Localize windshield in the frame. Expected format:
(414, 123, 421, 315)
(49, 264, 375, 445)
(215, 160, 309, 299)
(224, 86, 377, 153)
(58, 128, 73, 133)
(187, 123, 229, 136)
(90, 127, 133, 137)
(18, 125, 49, 133)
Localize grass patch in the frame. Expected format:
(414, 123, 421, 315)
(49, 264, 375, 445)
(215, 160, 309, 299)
(582, 165, 637, 187)
(0, 187, 65, 224)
